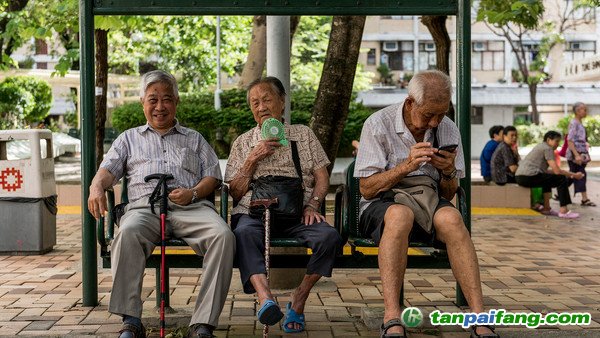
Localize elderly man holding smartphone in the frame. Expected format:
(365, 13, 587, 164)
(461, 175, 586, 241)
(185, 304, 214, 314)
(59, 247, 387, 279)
(354, 70, 499, 338)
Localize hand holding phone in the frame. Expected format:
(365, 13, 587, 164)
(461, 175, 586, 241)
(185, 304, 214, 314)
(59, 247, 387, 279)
(436, 144, 458, 157)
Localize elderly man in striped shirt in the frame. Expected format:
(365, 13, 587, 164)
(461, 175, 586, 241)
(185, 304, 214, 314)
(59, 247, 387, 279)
(88, 70, 234, 338)
(354, 70, 498, 338)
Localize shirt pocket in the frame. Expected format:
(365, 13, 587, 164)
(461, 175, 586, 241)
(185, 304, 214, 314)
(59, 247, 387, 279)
(180, 148, 201, 176)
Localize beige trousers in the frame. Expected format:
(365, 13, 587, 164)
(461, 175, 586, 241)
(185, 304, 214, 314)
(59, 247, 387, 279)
(108, 197, 235, 327)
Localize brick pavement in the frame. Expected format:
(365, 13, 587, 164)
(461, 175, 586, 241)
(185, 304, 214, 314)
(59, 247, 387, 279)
(1, 181, 600, 337)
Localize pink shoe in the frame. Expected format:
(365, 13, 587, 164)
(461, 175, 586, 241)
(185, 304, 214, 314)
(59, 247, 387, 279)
(558, 210, 579, 219)
(540, 209, 559, 216)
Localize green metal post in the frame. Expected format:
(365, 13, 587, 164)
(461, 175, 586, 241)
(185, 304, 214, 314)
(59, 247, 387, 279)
(456, 0, 471, 307)
(80, 0, 98, 306)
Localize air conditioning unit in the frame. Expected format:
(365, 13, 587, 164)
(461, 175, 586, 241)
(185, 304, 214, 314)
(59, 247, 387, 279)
(424, 43, 435, 51)
(473, 42, 485, 52)
(383, 41, 399, 52)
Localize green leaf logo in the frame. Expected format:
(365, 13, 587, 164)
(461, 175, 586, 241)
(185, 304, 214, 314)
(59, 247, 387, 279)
(401, 307, 423, 328)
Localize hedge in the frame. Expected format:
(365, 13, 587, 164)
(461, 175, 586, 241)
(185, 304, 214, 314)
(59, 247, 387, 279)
(112, 89, 374, 158)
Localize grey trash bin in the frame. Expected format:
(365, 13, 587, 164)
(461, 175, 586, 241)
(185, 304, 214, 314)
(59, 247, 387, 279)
(0, 129, 57, 254)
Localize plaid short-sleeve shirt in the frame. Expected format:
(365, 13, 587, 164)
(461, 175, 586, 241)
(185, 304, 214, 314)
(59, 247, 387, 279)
(224, 124, 330, 215)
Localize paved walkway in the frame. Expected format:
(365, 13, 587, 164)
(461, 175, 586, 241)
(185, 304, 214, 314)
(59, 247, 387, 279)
(2, 173, 600, 336)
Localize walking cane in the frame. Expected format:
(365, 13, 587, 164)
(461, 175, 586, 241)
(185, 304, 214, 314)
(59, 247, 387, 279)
(145, 173, 174, 338)
(249, 197, 279, 338)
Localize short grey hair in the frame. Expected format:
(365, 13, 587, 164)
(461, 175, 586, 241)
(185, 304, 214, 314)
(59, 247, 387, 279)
(407, 69, 452, 106)
(140, 70, 179, 98)
(573, 101, 585, 113)
(246, 76, 286, 106)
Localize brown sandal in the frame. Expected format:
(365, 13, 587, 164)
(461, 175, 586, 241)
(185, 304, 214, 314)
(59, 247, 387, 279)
(380, 318, 407, 337)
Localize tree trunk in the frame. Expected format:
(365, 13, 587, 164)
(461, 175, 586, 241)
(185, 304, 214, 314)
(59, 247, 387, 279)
(95, 29, 108, 169)
(421, 15, 456, 121)
(528, 83, 539, 125)
(238, 15, 301, 88)
(311, 16, 366, 173)
(238, 16, 267, 88)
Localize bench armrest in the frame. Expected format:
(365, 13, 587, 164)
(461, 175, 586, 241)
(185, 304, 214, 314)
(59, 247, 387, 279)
(456, 186, 470, 233)
(97, 188, 116, 255)
(334, 184, 349, 243)
(220, 184, 229, 222)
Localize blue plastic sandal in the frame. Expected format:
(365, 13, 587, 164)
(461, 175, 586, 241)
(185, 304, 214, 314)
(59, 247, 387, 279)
(282, 302, 305, 333)
(257, 299, 283, 326)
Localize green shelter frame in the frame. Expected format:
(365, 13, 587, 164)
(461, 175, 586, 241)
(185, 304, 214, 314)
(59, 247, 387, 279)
(79, 0, 471, 306)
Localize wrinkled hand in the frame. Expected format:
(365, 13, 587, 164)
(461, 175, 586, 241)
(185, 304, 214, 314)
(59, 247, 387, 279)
(88, 185, 107, 220)
(430, 147, 456, 173)
(303, 207, 326, 225)
(403, 142, 435, 172)
(575, 155, 583, 166)
(573, 172, 585, 180)
(249, 138, 282, 163)
(169, 188, 193, 205)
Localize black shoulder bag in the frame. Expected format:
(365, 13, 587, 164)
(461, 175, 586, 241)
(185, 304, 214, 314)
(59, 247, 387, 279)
(249, 141, 305, 223)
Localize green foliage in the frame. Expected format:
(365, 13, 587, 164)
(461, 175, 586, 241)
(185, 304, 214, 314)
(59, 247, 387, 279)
(1, 76, 53, 123)
(515, 124, 550, 147)
(0, 76, 52, 129)
(376, 64, 393, 85)
(112, 89, 373, 158)
(64, 111, 78, 129)
(477, 0, 544, 29)
(0, 82, 34, 129)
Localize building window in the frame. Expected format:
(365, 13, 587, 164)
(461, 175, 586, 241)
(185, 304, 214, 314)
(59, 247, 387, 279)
(381, 41, 414, 71)
(472, 41, 504, 71)
(367, 48, 376, 65)
(471, 106, 483, 125)
(563, 41, 596, 62)
(418, 41, 437, 70)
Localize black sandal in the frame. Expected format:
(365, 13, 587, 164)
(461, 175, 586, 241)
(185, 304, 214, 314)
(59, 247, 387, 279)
(380, 318, 407, 338)
(582, 199, 597, 207)
(118, 323, 146, 338)
(470, 324, 499, 338)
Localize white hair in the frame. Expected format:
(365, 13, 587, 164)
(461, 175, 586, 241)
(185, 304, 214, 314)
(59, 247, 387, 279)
(140, 70, 179, 98)
(407, 70, 452, 106)
(573, 101, 585, 113)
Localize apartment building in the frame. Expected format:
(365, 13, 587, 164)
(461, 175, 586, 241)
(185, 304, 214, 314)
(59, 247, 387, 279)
(357, 3, 600, 156)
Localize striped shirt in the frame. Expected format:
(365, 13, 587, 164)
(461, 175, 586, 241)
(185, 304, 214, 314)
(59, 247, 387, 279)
(100, 122, 221, 203)
(354, 103, 465, 213)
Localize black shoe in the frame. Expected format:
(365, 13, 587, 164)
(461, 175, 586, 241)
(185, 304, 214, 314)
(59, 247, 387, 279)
(118, 323, 146, 338)
(188, 323, 215, 338)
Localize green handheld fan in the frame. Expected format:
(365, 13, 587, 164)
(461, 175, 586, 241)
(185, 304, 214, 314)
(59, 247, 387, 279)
(261, 118, 288, 146)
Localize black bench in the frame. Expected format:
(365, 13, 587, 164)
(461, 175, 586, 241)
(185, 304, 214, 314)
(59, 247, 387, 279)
(97, 160, 468, 309)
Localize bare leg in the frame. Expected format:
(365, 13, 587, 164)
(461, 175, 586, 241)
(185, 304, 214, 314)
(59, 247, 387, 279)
(285, 274, 321, 331)
(249, 274, 274, 307)
(434, 207, 493, 335)
(379, 205, 414, 335)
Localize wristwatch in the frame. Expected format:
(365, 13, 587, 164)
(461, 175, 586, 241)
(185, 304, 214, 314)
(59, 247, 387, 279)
(441, 168, 457, 180)
(191, 188, 198, 203)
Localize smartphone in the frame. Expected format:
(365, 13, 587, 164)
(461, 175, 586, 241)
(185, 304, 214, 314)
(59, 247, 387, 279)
(436, 144, 458, 157)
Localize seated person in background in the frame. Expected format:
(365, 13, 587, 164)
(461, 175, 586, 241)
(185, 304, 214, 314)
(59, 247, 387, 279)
(515, 131, 584, 219)
(355, 70, 498, 338)
(480, 125, 504, 183)
(88, 70, 235, 338)
(491, 125, 519, 185)
(225, 76, 343, 333)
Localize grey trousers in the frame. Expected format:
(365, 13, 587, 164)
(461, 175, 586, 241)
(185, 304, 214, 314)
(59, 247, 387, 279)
(108, 197, 235, 327)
